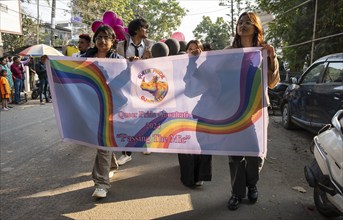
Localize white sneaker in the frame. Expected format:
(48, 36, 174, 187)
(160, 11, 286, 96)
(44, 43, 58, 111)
(195, 181, 204, 186)
(92, 188, 107, 198)
(143, 151, 151, 155)
(117, 154, 132, 165)
(109, 169, 116, 178)
(2, 108, 9, 111)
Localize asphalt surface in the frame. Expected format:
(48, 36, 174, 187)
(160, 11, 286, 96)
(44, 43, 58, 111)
(0, 99, 336, 219)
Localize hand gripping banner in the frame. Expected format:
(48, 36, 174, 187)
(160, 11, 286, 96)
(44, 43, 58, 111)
(46, 48, 268, 156)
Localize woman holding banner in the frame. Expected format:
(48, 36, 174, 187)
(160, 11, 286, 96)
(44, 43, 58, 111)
(82, 24, 123, 199)
(226, 12, 280, 210)
(178, 40, 213, 188)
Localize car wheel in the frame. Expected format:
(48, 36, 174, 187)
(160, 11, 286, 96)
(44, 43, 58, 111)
(282, 103, 295, 129)
(314, 186, 340, 217)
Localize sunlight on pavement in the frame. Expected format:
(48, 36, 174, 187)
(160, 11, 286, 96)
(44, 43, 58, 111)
(63, 194, 193, 219)
(19, 167, 148, 199)
(19, 181, 94, 198)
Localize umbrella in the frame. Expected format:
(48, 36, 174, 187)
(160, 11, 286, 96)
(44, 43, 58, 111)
(19, 44, 64, 56)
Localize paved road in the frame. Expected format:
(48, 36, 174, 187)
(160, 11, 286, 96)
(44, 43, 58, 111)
(0, 100, 332, 219)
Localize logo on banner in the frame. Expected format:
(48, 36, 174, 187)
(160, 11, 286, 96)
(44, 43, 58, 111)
(137, 68, 169, 103)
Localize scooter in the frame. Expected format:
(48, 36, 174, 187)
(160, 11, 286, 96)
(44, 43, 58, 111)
(304, 110, 343, 217)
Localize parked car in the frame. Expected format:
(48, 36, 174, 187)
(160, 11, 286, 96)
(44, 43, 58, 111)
(281, 53, 343, 133)
(268, 82, 289, 114)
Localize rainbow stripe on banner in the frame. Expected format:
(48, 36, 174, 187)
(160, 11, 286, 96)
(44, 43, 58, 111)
(46, 48, 267, 156)
(50, 60, 117, 147)
(128, 53, 262, 149)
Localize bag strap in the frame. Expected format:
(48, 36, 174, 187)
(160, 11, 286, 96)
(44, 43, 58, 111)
(124, 40, 127, 58)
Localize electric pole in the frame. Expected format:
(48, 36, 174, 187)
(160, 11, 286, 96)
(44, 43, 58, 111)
(220, 0, 235, 37)
(50, 0, 56, 46)
(37, 0, 40, 44)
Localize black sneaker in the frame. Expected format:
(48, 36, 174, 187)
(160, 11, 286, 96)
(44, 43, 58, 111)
(228, 195, 242, 210)
(248, 186, 258, 203)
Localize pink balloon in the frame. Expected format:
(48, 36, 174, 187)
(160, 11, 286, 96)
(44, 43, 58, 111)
(91, 20, 104, 32)
(113, 25, 125, 40)
(171, 32, 185, 41)
(113, 18, 123, 26)
(124, 27, 128, 33)
(103, 11, 117, 25)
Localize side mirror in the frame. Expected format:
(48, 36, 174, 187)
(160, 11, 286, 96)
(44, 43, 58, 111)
(291, 77, 298, 84)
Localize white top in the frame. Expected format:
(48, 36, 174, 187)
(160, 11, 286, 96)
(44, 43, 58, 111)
(72, 52, 81, 57)
(127, 38, 146, 58)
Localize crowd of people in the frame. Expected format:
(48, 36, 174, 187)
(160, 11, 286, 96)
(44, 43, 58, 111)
(0, 54, 54, 108)
(1, 11, 280, 211)
(0, 55, 30, 110)
(80, 12, 279, 212)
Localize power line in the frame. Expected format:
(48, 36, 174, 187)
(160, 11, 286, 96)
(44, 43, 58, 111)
(281, 32, 343, 49)
(186, 7, 228, 16)
(278, 0, 312, 16)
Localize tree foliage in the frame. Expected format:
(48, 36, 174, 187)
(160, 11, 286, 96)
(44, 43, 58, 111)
(192, 1, 257, 50)
(70, 0, 186, 41)
(257, 0, 343, 71)
(193, 16, 231, 50)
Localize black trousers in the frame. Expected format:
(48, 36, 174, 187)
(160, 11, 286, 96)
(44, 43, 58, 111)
(178, 154, 212, 186)
(228, 156, 263, 198)
(121, 151, 132, 156)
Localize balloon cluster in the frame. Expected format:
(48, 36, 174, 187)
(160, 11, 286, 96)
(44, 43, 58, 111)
(160, 32, 185, 43)
(91, 11, 128, 41)
(170, 32, 185, 41)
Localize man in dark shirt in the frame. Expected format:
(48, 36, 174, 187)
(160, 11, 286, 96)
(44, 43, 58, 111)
(35, 55, 50, 105)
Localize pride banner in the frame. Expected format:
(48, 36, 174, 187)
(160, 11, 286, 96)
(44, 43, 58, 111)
(46, 48, 268, 157)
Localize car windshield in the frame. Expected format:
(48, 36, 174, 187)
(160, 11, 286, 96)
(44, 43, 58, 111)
(302, 63, 325, 83)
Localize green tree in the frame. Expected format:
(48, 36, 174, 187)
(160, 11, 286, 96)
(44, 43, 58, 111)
(193, 16, 231, 50)
(132, 0, 187, 41)
(219, 0, 257, 36)
(257, 0, 343, 71)
(70, 0, 186, 41)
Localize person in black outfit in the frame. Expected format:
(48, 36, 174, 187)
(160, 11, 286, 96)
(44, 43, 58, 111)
(35, 55, 50, 105)
(178, 40, 212, 188)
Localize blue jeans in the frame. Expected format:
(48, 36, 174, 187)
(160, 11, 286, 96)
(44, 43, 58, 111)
(14, 78, 23, 104)
(39, 79, 49, 102)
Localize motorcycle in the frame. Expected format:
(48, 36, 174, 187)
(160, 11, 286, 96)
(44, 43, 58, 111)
(304, 110, 343, 217)
(31, 79, 51, 100)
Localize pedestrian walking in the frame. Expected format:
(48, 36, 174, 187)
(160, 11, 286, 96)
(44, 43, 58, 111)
(82, 24, 123, 199)
(117, 18, 156, 165)
(226, 11, 280, 211)
(178, 40, 212, 188)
